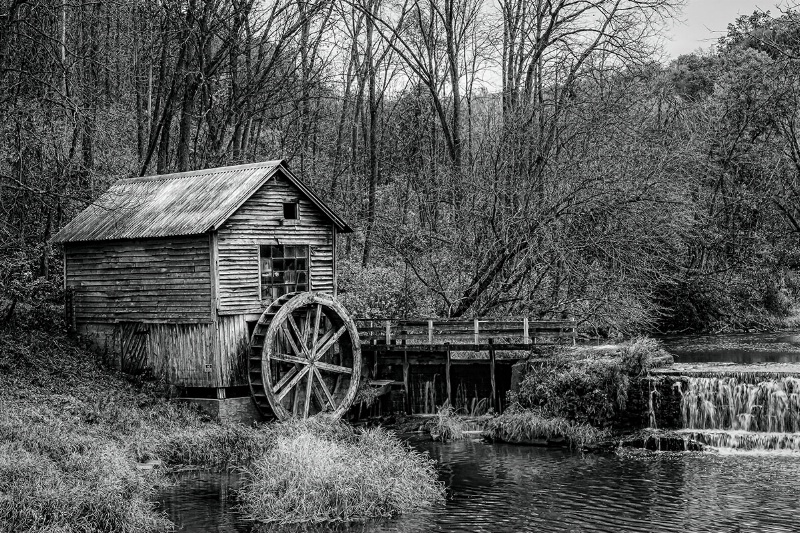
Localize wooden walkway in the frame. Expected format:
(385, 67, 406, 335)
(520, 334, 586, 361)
(355, 318, 577, 411)
(357, 317, 576, 352)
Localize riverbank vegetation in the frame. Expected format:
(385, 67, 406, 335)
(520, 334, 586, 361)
(0, 319, 443, 532)
(238, 419, 443, 523)
(492, 339, 670, 446)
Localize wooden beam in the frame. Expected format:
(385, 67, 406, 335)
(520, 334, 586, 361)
(474, 318, 479, 345)
(523, 317, 529, 344)
(446, 348, 452, 406)
(489, 341, 496, 410)
(427, 319, 433, 344)
(403, 345, 410, 415)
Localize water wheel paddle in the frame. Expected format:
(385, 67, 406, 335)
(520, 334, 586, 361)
(248, 292, 362, 420)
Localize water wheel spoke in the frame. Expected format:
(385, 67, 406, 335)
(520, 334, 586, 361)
(287, 314, 311, 359)
(311, 304, 323, 353)
(276, 364, 312, 402)
(316, 360, 353, 374)
(272, 365, 299, 394)
(301, 308, 312, 346)
(313, 325, 347, 362)
(271, 352, 309, 366)
(304, 370, 314, 418)
(280, 324, 305, 358)
(313, 366, 336, 409)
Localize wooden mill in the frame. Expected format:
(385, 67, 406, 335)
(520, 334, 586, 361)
(54, 160, 361, 420)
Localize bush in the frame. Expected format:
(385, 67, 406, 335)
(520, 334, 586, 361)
(237, 418, 444, 524)
(511, 338, 665, 428)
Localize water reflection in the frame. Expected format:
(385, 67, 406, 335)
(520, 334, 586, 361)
(660, 332, 800, 363)
(158, 440, 800, 533)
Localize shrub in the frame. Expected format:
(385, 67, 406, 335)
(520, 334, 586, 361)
(512, 338, 666, 428)
(237, 418, 444, 524)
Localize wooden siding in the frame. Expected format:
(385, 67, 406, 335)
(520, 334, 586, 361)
(216, 173, 335, 315)
(64, 236, 212, 322)
(216, 314, 251, 387)
(76, 321, 220, 387)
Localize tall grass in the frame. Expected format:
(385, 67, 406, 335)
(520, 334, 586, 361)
(238, 418, 444, 524)
(428, 401, 466, 441)
(484, 408, 610, 449)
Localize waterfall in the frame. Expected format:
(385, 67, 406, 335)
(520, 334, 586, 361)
(677, 376, 800, 452)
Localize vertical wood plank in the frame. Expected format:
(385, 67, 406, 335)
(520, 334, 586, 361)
(523, 317, 529, 344)
(428, 319, 433, 344)
(446, 348, 452, 406)
(403, 343, 410, 415)
(474, 318, 479, 346)
(384, 320, 391, 345)
(489, 341, 496, 410)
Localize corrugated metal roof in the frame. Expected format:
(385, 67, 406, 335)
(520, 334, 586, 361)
(53, 160, 352, 243)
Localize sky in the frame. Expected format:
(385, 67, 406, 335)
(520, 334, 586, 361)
(664, 0, 776, 58)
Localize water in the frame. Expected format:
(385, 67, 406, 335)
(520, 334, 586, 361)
(159, 334, 800, 531)
(159, 440, 800, 532)
(660, 332, 800, 364)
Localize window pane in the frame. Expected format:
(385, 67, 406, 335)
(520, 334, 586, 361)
(271, 246, 283, 258)
(296, 246, 308, 258)
(296, 259, 307, 271)
(297, 272, 307, 284)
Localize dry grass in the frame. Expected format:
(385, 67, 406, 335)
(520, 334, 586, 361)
(0, 325, 445, 531)
(238, 418, 444, 524)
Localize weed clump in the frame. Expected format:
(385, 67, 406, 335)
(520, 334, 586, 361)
(238, 418, 444, 524)
(428, 402, 466, 441)
(484, 407, 610, 449)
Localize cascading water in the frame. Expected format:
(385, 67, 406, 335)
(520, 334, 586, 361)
(676, 375, 800, 452)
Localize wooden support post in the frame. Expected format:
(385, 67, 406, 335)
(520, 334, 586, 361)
(384, 320, 391, 345)
(489, 340, 496, 411)
(446, 348, 452, 406)
(403, 343, 410, 415)
(428, 319, 433, 344)
(216, 387, 226, 400)
(474, 318, 479, 346)
(523, 317, 530, 345)
(572, 317, 577, 345)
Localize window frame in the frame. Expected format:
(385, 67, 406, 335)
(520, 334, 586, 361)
(282, 201, 299, 220)
(258, 244, 311, 303)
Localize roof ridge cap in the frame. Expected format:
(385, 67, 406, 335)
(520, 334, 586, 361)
(120, 160, 284, 184)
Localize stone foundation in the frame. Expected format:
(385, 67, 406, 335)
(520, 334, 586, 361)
(176, 396, 265, 425)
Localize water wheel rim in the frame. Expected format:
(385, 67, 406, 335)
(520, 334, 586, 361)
(260, 292, 361, 420)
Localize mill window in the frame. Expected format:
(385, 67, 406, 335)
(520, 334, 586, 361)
(260, 245, 309, 301)
(283, 202, 298, 220)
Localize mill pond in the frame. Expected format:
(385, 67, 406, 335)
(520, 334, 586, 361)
(160, 333, 800, 532)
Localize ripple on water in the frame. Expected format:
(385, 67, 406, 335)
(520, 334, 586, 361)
(159, 440, 800, 533)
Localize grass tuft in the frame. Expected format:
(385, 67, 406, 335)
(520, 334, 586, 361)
(484, 407, 610, 449)
(237, 418, 444, 524)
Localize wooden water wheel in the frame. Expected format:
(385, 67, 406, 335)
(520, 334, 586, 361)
(248, 292, 362, 420)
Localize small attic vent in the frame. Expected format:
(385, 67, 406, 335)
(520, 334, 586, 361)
(283, 202, 298, 220)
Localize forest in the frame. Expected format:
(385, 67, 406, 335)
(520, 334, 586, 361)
(2, 0, 800, 334)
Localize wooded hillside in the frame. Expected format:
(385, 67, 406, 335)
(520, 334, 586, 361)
(2, 0, 799, 333)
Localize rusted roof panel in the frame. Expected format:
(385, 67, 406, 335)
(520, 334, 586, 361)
(53, 160, 352, 243)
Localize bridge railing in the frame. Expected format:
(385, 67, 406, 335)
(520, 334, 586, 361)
(355, 317, 576, 348)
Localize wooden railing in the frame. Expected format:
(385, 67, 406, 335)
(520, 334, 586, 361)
(356, 317, 576, 350)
